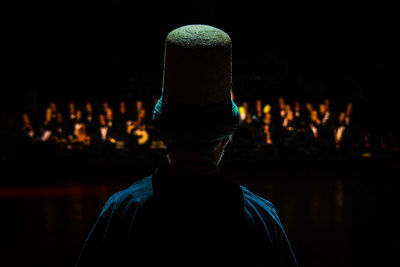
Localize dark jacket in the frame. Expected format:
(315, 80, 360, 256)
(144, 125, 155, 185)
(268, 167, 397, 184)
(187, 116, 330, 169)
(76, 160, 297, 267)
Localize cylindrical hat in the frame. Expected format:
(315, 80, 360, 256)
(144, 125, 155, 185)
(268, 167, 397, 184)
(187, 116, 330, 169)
(153, 25, 240, 145)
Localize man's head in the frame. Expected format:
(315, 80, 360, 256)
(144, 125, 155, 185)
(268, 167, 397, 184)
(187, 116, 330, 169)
(99, 114, 107, 126)
(68, 102, 75, 113)
(338, 112, 346, 124)
(319, 103, 327, 115)
(105, 108, 113, 121)
(310, 110, 319, 123)
(255, 99, 262, 114)
(102, 101, 109, 112)
(76, 110, 83, 122)
(153, 25, 239, 164)
(278, 97, 285, 110)
(22, 113, 30, 125)
(85, 102, 93, 113)
(56, 112, 63, 124)
(49, 102, 57, 112)
(136, 100, 143, 111)
(346, 102, 353, 116)
(119, 100, 126, 114)
(305, 102, 313, 113)
(45, 107, 52, 122)
(294, 101, 301, 112)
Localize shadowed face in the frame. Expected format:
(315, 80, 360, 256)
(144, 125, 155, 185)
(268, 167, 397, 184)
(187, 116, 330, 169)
(45, 108, 52, 122)
(136, 100, 143, 111)
(99, 114, 106, 126)
(120, 101, 126, 113)
(76, 110, 82, 121)
(105, 108, 113, 121)
(22, 113, 30, 124)
(311, 110, 319, 122)
(69, 102, 75, 113)
(85, 102, 93, 113)
(287, 110, 294, 121)
(256, 99, 262, 113)
(294, 101, 301, 112)
(278, 97, 285, 110)
(338, 112, 345, 123)
(346, 102, 353, 116)
(245, 113, 252, 124)
(305, 102, 313, 113)
(49, 102, 57, 112)
(56, 112, 63, 123)
(319, 104, 326, 115)
(324, 98, 330, 109)
(103, 102, 109, 112)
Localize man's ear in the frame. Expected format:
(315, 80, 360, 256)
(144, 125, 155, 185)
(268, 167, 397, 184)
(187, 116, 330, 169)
(221, 136, 231, 148)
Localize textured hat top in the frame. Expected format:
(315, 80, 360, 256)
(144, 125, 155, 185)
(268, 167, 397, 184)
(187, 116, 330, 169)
(166, 24, 231, 48)
(163, 25, 232, 106)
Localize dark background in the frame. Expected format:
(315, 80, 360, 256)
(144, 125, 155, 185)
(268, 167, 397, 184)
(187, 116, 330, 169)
(3, 5, 400, 130)
(1, 4, 400, 267)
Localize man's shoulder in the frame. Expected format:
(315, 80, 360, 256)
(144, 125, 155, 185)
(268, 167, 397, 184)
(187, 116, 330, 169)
(104, 176, 154, 210)
(239, 185, 281, 224)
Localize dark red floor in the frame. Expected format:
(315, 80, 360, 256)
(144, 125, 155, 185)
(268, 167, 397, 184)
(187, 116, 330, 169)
(0, 159, 399, 266)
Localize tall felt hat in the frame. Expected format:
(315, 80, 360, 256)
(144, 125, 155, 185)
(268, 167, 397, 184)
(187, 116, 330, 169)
(153, 25, 240, 145)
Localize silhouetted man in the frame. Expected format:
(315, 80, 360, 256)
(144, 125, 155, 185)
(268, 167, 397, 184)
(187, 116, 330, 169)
(76, 25, 297, 267)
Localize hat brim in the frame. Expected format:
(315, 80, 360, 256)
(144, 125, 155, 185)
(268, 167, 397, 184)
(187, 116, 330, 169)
(153, 94, 240, 144)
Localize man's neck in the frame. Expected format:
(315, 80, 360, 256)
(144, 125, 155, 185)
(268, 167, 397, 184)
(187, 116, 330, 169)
(166, 149, 220, 175)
